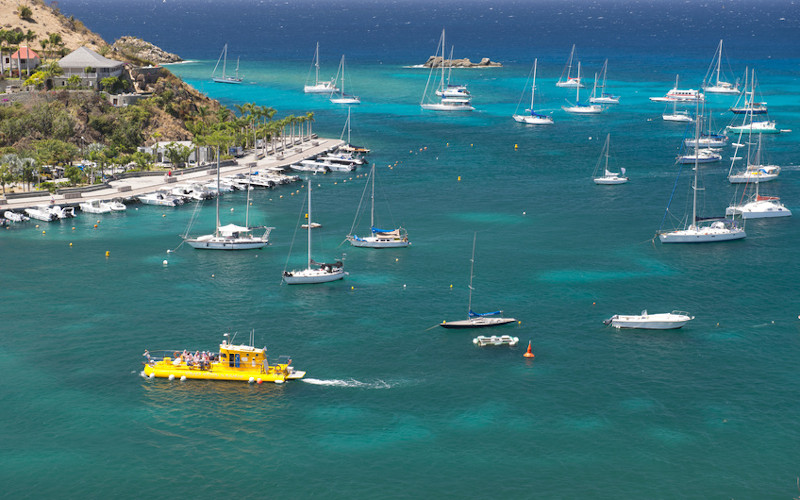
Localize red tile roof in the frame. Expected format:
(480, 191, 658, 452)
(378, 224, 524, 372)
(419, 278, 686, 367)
(11, 47, 39, 60)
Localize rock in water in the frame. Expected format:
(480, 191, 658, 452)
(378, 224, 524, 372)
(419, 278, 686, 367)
(112, 36, 183, 65)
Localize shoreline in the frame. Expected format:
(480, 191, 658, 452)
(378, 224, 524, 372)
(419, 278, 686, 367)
(1, 136, 344, 213)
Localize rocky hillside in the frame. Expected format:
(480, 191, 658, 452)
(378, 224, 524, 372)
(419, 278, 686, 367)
(0, 0, 107, 53)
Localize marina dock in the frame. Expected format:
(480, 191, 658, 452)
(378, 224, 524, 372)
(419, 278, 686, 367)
(1, 137, 344, 212)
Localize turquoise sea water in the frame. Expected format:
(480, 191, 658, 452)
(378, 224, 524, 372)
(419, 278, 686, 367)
(3, 1, 800, 497)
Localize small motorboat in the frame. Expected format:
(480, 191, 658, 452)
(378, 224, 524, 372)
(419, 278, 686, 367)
(4, 211, 29, 222)
(25, 205, 58, 222)
(79, 199, 113, 214)
(604, 310, 694, 330)
(473, 335, 519, 347)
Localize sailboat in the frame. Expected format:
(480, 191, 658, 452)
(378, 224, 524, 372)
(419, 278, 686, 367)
(729, 68, 767, 114)
(421, 29, 474, 111)
(304, 42, 339, 94)
(589, 59, 620, 104)
(728, 133, 780, 184)
(726, 69, 778, 134)
(555, 44, 583, 88)
(441, 233, 517, 329)
(562, 62, 603, 114)
(435, 45, 471, 98)
(592, 134, 628, 184)
(282, 184, 346, 284)
(702, 40, 739, 94)
(658, 102, 746, 243)
(726, 180, 791, 219)
(329, 55, 360, 104)
(184, 154, 273, 250)
(212, 44, 242, 84)
(512, 58, 554, 125)
(662, 100, 693, 122)
(346, 163, 409, 248)
(338, 107, 371, 155)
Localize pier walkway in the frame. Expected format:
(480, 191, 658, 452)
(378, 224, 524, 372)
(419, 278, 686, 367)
(1, 137, 344, 212)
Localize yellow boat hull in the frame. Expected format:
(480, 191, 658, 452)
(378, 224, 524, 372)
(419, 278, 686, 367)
(142, 359, 304, 383)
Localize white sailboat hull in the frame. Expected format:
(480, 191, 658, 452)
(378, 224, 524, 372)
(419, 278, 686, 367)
(421, 102, 474, 111)
(330, 96, 361, 104)
(659, 225, 746, 243)
(282, 267, 346, 284)
(185, 235, 269, 250)
(594, 175, 629, 185)
(441, 316, 517, 329)
(347, 235, 409, 248)
(663, 113, 693, 122)
(513, 114, 553, 125)
(563, 104, 603, 114)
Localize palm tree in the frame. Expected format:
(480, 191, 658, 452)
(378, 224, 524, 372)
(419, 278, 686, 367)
(305, 111, 315, 140)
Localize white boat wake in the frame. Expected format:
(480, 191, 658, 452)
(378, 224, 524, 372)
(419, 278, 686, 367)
(301, 378, 393, 389)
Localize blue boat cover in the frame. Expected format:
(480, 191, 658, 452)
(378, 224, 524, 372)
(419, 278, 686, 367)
(469, 309, 501, 318)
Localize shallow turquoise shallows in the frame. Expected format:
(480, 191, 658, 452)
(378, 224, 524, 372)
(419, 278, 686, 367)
(2, 1, 800, 498)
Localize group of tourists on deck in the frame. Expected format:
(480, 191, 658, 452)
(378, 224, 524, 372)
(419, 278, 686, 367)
(142, 349, 219, 369)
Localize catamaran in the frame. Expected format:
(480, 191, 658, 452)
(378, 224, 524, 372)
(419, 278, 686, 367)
(702, 39, 739, 94)
(304, 42, 339, 94)
(435, 45, 471, 98)
(512, 58, 554, 125)
(346, 163, 409, 248)
(212, 44, 242, 84)
(441, 233, 517, 329)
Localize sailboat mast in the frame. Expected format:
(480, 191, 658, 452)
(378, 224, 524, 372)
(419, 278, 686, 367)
(531, 59, 537, 110)
(604, 134, 610, 175)
(467, 232, 477, 316)
(245, 165, 251, 227)
(369, 164, 375, 229)
(440, 29, 446, 91)
(691, 101, 700, 229)
(575, 62, 581, 102)
(314, 42, 320, 84)
(566, 44, 574, 80)
(307, 183, 312, 269)
(222, 44, 227, 79)
(716, 40, 722, 85)
(215, 146, 221, 235)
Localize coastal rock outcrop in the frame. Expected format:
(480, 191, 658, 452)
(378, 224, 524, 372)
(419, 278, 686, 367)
(423, 56, 502, 68)
(112, 36, 183, 65)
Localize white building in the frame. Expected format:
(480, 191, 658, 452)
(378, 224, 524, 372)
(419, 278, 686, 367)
(55, 46, 124, 88)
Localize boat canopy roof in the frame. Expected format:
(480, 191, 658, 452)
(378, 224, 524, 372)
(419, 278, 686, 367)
(371, 227, 402, 236)
(310, 259, 343, 268)
(218, 223, 252, 235)
(469, 309, 501, 318)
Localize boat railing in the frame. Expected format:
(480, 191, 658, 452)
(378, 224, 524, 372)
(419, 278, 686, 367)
(670, 310, 692, 317)
(143, 349, 218, 369)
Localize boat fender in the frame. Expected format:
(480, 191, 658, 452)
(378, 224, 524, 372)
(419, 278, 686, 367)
(168, 374, 175, 380)
(180, 375, 187, 381)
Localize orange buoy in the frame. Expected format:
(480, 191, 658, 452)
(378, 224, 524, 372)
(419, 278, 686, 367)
(523, 341, 535, 358)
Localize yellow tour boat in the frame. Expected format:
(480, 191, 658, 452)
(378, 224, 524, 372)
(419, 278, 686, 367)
(142, 333, 305, 384)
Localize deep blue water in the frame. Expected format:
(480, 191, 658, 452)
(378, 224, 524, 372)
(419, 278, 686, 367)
(2, 0, 800, 498)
